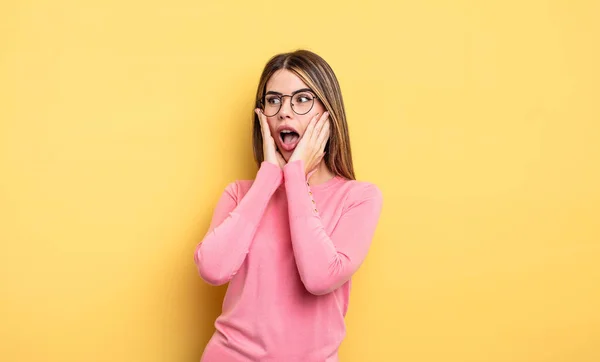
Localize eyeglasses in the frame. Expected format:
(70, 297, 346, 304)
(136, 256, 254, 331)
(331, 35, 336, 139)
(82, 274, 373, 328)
(259, 89, 319, 117)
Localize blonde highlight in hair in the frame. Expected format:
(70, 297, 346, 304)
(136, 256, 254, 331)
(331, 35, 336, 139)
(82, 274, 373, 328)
(252, 50, 355, 180)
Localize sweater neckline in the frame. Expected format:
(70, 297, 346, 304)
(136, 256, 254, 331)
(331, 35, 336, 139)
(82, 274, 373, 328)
(307, 175, 346, 192)
(277, 174, 347, 192)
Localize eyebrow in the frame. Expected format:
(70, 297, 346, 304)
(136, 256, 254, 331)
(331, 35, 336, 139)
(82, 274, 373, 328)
(265, 88, 313, 96)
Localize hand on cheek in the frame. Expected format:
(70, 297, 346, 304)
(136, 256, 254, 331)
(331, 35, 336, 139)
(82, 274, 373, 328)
(255, 108, 287, 169)
(289, 111, 330, 176)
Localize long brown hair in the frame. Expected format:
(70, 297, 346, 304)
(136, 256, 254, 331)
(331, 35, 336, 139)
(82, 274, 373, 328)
(252, 49, 355, 180)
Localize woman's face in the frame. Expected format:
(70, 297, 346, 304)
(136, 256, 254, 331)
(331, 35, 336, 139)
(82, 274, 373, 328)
(264, 69, 326, 161)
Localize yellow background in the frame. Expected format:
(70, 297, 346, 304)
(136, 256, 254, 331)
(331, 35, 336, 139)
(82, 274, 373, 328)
(1, 0, 599, 361)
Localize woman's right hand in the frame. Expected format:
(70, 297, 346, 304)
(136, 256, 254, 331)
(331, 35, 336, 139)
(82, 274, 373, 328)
(255, 108, 286, 169)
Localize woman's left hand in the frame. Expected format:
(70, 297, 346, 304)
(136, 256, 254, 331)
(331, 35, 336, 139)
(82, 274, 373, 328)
(289, 111, 330, 176)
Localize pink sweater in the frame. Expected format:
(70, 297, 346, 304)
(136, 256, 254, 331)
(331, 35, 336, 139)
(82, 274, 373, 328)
(194, 160, 383, 362)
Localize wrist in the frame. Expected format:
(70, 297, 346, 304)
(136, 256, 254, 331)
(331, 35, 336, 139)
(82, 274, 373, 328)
(261, 160, 284, 176)
(288, 154, 300, 163)
(284, 158, 304, 171)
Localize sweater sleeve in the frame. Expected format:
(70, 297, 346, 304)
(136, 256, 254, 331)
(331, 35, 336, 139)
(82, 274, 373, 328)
(194, 161, 283, 286)
(282, 159, 383, 295)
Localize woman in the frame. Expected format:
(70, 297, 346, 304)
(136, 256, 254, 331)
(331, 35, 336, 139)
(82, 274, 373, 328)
(194, 49, 383, 362)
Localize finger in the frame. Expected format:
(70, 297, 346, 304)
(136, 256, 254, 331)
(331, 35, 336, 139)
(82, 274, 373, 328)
(316, 118, 331, 152)
(304, 112, 320, 141)
(255, 108, 271, 139)
(255, 108, 264, 131)
(313, 111, 329, 138)
(312, 111, 330, 145)
(256, 108, 266, 127)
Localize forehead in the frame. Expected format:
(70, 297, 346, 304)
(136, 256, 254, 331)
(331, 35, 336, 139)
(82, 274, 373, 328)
(266, 69, 309, 93)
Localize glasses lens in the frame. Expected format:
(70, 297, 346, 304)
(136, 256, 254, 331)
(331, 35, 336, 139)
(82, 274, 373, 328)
(263, 95, 281, 117)
(292, 92, 315, 115)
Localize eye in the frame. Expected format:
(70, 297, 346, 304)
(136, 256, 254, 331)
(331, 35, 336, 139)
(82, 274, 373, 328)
(294, 93, 313, 103)
(266, 96, 281, 105)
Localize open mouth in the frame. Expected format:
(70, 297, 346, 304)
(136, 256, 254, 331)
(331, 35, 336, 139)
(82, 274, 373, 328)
(279, 130, 300, 152)
(280, 130, 300, 145)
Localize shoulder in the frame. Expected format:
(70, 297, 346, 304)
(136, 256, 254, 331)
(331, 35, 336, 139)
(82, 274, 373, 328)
(222, 179, 255, 203)
(223, 162, 283, 202)
(339, 179, 383, 212)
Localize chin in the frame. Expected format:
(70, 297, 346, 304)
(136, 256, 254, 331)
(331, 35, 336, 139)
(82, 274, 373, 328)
(278, 150, 291, 162)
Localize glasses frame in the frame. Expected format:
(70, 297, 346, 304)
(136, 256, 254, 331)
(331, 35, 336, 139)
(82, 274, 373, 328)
(258, 89, 319, 117)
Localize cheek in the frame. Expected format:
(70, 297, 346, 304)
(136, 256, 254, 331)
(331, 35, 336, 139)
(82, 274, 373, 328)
(312, 102, 326, 115)
(298, 104, 326, 134)
(267, 118, 277, 135)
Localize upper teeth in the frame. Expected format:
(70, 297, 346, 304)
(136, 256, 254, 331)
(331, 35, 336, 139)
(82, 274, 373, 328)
(281, 130, 292, 133)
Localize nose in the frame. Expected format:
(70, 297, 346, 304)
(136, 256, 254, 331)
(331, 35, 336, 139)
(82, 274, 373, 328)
(277, 96, 294, 120)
